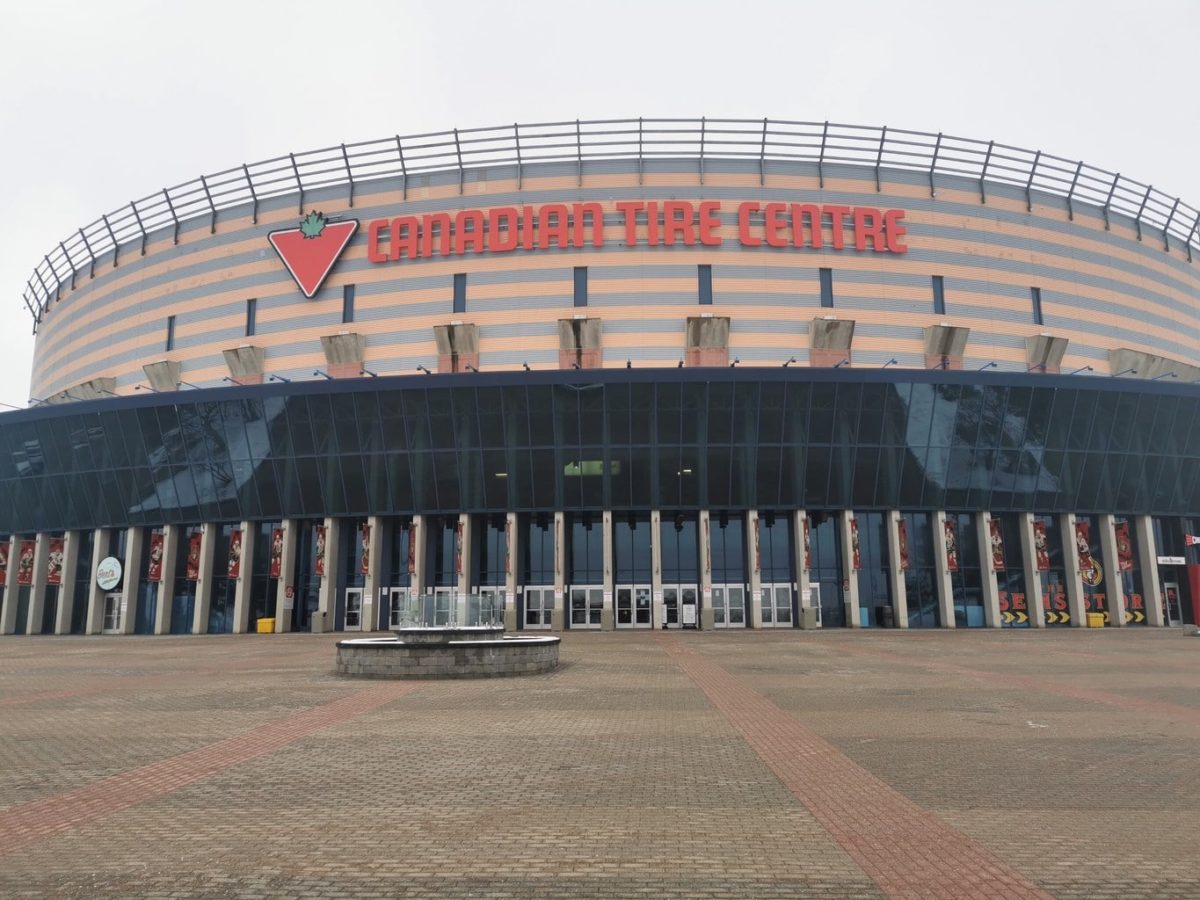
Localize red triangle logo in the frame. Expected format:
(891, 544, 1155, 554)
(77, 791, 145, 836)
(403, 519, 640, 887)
(268, 212, 358, 298)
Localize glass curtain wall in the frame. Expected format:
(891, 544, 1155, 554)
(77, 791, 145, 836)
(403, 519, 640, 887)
(807, 512, 844, 627)
(855, 512, 889, 627)
(946, 513, 985, 627)
(993, 514, 1030, 627)
(1033, 514, 1070, 626)
(901, 512, 938, 627)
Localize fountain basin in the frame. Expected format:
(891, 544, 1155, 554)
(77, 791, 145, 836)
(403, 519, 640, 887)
(336, 633, 559, 679)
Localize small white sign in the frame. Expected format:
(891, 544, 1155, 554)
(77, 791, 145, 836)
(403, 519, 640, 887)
(1157, 556, 1186, 565)
(506, 591, 516, 606)
(283, 594, 295, 610)
(96, 556, 122, 590)
(602, 591, 612, 605)
(801, 588, 812, 607)
(682, 604, 697, 626)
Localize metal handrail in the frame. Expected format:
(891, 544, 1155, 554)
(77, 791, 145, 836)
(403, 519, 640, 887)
(19, 117, 1200, 332)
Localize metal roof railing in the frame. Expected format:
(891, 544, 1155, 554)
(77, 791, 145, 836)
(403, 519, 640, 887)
(20, 117, 1200, 332)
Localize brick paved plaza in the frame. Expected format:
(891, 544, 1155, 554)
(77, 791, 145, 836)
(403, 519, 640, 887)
(1, 629, 1197, 899)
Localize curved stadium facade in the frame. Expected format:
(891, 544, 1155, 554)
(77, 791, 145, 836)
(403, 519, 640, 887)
(3, 117, 1200, 637)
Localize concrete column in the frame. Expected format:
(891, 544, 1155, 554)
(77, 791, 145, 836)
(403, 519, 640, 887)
(232, 522, 256, 633)
(275, 519, 298, 633)
(317, 517, 342, 630)
(455, 513, 472, 624)
(886, 511, 909, 628)
(85, 529, 109, 635)
(650, 510, 663, 628)
(153, 525, 181, 635)
(363, 516, 384, 631)
(976, 513, 1003, 628)
(118, 527, 144, 635)
(699, 509, 714, 630)
(0, 536, 18, 634)
(26, 532, 51, 635)
(838, 511, 861, 628)
(1098, 514, 1125, 627)
(411, 515, 427, 599)
(1017, 513, 1046, 628)
(1135, 515, 1164, 626)
(747, 510, 763, 629)
(504, 513, 518, 631)
(192, 523, 218, 634)
(54, 531, 82, 635)
(930, 512, 956, 628)
(601, 510, 614, 630)
(793, 510, 816, 627)
(551, 511, 565, 632)
(1060, 513, 1086, 627)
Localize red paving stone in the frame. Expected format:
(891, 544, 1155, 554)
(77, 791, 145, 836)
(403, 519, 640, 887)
(0, 680, 415, 856)
(659, 635, 1053, 900)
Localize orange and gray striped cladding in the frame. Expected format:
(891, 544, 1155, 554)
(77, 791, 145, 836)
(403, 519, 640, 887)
(30, 164, 1200, 398)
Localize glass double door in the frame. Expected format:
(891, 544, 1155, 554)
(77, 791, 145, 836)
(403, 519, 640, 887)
(661, 584, 697, 629)
(616, 585, 652, 628)
(760, 583, 794, 628)
(102, 592, 122, 633)
(711, 584, 746, 628)
(524, 586, 555, 629)
(344, 588, 363, 631)
(387, 587, 410, 628)
(569, 585, 603, 629)
(472, 587, 505, 626)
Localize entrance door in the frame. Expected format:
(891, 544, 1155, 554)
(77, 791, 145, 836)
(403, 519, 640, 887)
(712, 584, 746, 628)
(432, 587, 454, 625)
(102, 592, 122, 633)
(344, 588, 363, 631)
(662, 585, 697, 629)
(1163, 581, 1182, 626)
(760, 583, 794, 628)
(615, 585, 651, 628)
(473, 587, 504, 626)
(569, 586, 603, 629)
(387, 587, 409, 628)
(523, 586, 554, 629)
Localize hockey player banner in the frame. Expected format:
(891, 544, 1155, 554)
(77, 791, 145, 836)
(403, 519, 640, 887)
(147, 531, 165, 582)
(185, 533, 202, 581)
(989, 518, 1005, 571)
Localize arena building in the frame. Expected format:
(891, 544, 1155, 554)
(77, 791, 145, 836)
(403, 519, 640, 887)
(2, 117, 1199, 638)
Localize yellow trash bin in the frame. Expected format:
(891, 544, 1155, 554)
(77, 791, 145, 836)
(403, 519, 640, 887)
(256, 617, 276, 634)
(1086, 612, 1105, 628)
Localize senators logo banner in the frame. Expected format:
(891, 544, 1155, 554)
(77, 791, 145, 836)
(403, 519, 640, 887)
(897, 519, 910, 570)
(360, 522, 371, 575)
(1114, 521, 1134, 572)
(0, 540, 8, 580)
(1075, 522, 1102, 587)
(270, 528, 284, 578)
(803, 517, 812, 571)
(228, 529, 243, 579)
(1033, 520, 1050, 570)
(314, 525, 327, 578)
(989, 518, 1005, 571)
(147, 531, 165, 582)
(17, 540, 35, 585)
(46, 538, 64, 586)
(943, 520, 959, 571)
(754, 518, 762, 574)
(454, 519, 463, 576)
(185, 533, 202, 581)
(850, 518, 861, 571)
(408, 521, 419, 576)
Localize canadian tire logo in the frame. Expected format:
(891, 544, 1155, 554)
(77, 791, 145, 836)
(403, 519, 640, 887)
(268, 211, 358, 298)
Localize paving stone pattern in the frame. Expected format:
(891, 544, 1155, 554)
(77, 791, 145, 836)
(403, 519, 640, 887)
(0, 629, 1196, 898)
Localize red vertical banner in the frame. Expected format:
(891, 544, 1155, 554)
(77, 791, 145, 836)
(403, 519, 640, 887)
(185, 533, 202, 581)
(46, 538, 65, 586)
(409, 522, 419, 576)
(147, 531, 165, 582)
(228, 529, 242, 578)
(988, 518, 1005, 571)
(803, 517, 812, 570)
(503, 518, 512, 577)
(1074, 520, 1093, 574)
(704, 514, 711, 577)
(898, 518, 910, 570)
(360, 522, 371, 575)
(454, 519, 463, 576)
(1032, 520, 1050, 569)
(1114, 521, 1134, 572)
(0, 540, 8, 581)
(943, 519, 959, 571)
(850, 518, 861, 570)
(270, 528, 284, 578)
(314, 525, 327, 577)
(17, 540, 35, 585)
(754, 517, 762, 574)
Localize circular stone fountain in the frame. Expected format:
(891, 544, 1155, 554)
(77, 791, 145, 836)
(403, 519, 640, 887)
(336, 623, 559, 679)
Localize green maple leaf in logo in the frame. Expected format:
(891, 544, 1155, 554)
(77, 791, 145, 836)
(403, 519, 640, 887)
(299, 211, 327, 239)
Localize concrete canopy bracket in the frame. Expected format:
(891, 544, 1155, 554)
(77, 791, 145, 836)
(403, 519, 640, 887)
(143, 361, 181, 393)
(222, 346, 266, 383)
(1024, 334, 1068, 374)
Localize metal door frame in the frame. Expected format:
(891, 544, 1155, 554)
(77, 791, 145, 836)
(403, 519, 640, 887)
(661, 583, 697, 629)
(760, 582, 794, 628)
(344, 587, 364, 631)
(102, 592, 122, 634)
(523, 585, 554, 630)
(711, 583, 747, 629)
(387, 587, 408, 628)
(615, 583, 652, 629)
(1163, 580, 1182, 626)
(568, 584, 603, 629)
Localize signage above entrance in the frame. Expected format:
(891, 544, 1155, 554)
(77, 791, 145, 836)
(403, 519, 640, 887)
(96, 556, 122, 591)
(366, 200, 908, 265)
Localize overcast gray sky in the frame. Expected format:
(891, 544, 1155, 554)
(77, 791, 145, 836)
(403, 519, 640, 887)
(1, 0, 1197, 410)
